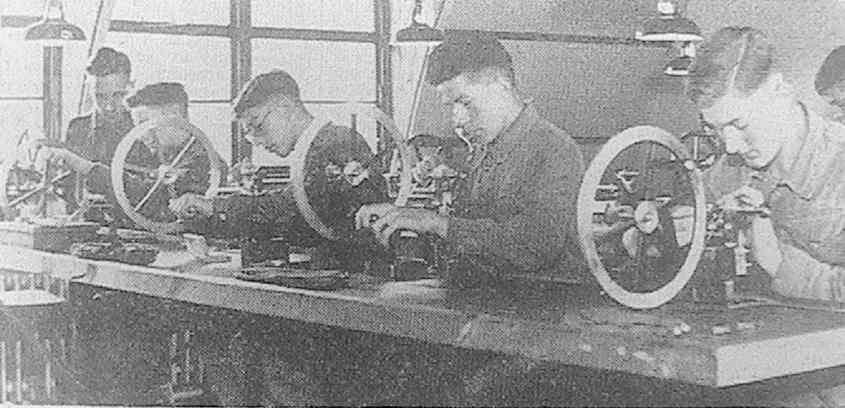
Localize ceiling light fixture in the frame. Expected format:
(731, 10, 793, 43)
(25, 0, 86, 45)
(395, 0, 444, 45)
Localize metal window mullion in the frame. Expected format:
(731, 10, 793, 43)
(249, 26, 376, 43)
(230, 0, 252, 165)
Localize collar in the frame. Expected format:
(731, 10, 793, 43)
(468, 103, 537, 167)
(776, 101, 839, 199)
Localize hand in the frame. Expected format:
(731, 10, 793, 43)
(355, 202, 397, 230)
(369, 207, 448, 248)
(717, 185, 766, 212)
(168, 193, 213, 219)
(34, 145, 95, 174)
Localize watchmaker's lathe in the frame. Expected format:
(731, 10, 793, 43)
(577, 125, 764, 309)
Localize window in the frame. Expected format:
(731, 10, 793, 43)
(251, 0, 373, 31)
(104, 33, 230, 101)
(112, 0, 229, 25)
(249, 39, 378, 165)
(251, 39, 375, 102)
(0, 101, 42, 152)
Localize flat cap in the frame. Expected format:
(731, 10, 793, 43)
(126, 82, 188, 108)
(816, 46, 845, 94)
(86, 47, 131, 77)
(425, 30, 512, 86)
(233, 70, 300, 115)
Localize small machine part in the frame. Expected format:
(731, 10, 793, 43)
(69, 240, 159, 266)
(383, 133, 467, 216)
(389, 230, 437, 281)
(239, 237, 290, 268)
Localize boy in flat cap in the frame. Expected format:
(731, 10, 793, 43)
(169, 69, 385, 244)
(353, 31, 586, 404)
(37, 47, 155, 224)
(816, 45, 845, 122)
(357, 30, 586, 287)
(168, 70, 388, 405)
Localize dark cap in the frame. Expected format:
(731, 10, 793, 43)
(425, 30, 512, 86)
(233, 70, 301, 115)
(126, 82, 189, 108)
(86, 47, 131, 77)
(816, 46, 845, 94)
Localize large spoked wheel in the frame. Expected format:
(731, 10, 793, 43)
(111, 116, 224, 234)
(288, 103, 412, 240)
(577, 126, 707, 309)
(0, 140, 76, 221)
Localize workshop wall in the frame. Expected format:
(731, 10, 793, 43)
(687, 0, 845, 119)
(409, 0, 702, 161)
(410, 0, 845, 160)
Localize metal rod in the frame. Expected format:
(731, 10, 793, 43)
(183, 329, 191, 384)
(43, 46, 63, 142)
(134, 135, 196, 211)
(15, 340, 21, 403)
(1, 341, 6, 404)
(45, 339, 51, 399)
(169, 333, 178, 385)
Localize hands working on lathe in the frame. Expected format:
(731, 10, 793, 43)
(717, 185, 782, 275)
(169, 193, 213, 219)
(31, 141, 95, 175)
(355, 203, 449, 247)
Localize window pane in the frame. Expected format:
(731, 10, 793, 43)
(0, 101, 42, 155)
(2, 1, 43, 16)
(250, 102, 377, 166)
(251, 40, 375, 102)
(251, 0, 373, 31)
(189, 103, 234, 165)
(104, 33, 230, 100)
(0, 34, 42, 97)
(112, 0, 229, 25)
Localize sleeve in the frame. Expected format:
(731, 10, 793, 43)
(446, 137, 584, 273)
(770, 243, 845, 302)
(64, 117, 89, 157)
(182, 189, 297, 238)
(775, 212, 845, 266)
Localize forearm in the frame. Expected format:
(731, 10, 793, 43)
(446, 209, 569, 273)
(773, 209, 845, 266)
(771, 243, 845, 302)
(185, 190, 297, 238)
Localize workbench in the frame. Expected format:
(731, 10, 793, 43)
(4, 241, 845, 399)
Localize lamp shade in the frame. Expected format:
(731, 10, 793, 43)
(636, 1, 702, 42)
(25, 0, 86, 46)
(393, 0, 443, 45)
(636, 17, 702, 42)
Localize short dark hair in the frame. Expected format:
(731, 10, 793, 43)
(126, 82, 189, 108)
(233, 70, 301, 116)
(86, 47, 131, 77)
(816, 45, 845, 95)
(425, 30, 514, 86)
(686, 27, 774, 108)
